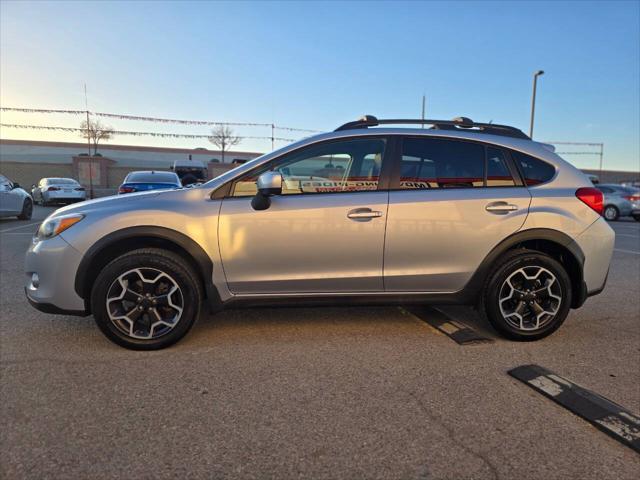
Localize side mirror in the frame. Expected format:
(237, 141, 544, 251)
(251, 171, 282, 210)
(12, 182, 21, 189)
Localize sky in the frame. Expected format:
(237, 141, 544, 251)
(1, 0, 639, 170)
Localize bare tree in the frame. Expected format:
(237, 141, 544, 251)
(208, 125, 241, 163)
(80, 119, 114, 155)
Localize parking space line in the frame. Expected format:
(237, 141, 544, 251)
(0, 222, 40, 233)
(614, 248, 640, 255)
(405, 306, 493, 345)
(509, 364, 640, 453)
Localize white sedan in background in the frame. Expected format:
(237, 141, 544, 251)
(31, 178, 86, 206)
(0, 174, 33, 219)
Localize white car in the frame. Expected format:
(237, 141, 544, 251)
(32, 178, 86, 206)
(0, 174, 33, 219)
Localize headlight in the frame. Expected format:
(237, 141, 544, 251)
(36, 213, 85, 241)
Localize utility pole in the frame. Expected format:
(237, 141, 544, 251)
(421, 94, 426, 128)
(271, 124, 275, 151)
(529, 70, 544, 138)
(84, 84, 94, 199)
(599, 143, 604, 175)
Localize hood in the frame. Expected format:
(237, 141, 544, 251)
(51, 189, 165, 217)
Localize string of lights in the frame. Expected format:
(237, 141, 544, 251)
(0, 123, 295, 142)
(0, 106, 321, 132)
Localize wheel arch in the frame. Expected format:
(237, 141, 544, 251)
(75, 226, 221, 313)
(465, 228, 586, 309)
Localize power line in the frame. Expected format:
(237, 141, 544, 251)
(0, 106, 321, 132)
(0, 123, 294, 142)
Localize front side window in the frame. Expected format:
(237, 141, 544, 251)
(399, 138, 485, 189)
(231, 138, 386, 197)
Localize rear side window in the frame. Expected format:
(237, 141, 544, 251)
(399, 138, 485, 189)
(486, 147, 516, 187)
(511, 151, 555, 186)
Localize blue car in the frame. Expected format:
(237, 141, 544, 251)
(118, 171, 182, 194)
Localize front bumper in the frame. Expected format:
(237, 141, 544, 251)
(24, 235, 88, 315)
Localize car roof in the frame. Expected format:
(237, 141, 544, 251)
(308, 127, 558, 162)
(202, 125, 591, 192)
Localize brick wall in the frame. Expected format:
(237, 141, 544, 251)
(581, 169, 640, 184)
(0, 161, 74, 188)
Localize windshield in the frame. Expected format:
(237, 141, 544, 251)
(47, 178, 78, 185)
(125, 172, 178, 184)
(200, 135, 319, 189)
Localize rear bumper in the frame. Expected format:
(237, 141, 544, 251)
(43, 191, 86, 202)
(572, 217, 614, 297)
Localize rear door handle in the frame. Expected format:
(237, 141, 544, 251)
(485, 202, 519, 214)
(347, 208, 383, 220)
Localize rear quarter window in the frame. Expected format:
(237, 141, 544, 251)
(511, 151, 556, 186)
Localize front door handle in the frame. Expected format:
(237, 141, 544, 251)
(347, 208, 383, 220)
(485, 201, 519, 214)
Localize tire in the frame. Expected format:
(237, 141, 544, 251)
(91, 248, 202, 350)
(17, 198, 33, 220)
(633, 214, 640, 222)
(603, 205, 619, 221)
(482, 249, 572, 341)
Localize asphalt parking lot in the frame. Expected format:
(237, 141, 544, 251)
(1, 206, 639, 479)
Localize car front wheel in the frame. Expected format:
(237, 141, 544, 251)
(482, 249, 571, 341)
(91, 248, 202, 350)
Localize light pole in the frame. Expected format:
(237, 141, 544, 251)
(529, 70, 544, 138)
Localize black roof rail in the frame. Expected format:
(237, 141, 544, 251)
(334, 115, 530, 139)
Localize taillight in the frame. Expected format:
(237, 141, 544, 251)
(118, 186, 135, 194)
(623, 195, 639, 201)
(576, 187, 603, 215)
(47, 186, 60, 191)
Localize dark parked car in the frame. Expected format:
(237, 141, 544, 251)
(118, 171, 182, 194)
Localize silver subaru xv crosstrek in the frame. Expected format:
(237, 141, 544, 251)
(25, 116, 614, 350)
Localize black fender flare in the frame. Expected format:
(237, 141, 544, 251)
(74, 226, 221, 311)
(461, 228, 585, 304)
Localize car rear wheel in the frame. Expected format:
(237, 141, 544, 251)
(603, 205, 619, 221)
(91, 248, 202, 350)
(633, 214, 640, 222)
(482, 249, 571, 341)
(17, 198, 33, 220)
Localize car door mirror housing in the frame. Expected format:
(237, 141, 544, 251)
(256, 171, 282, 196)
(12, 183, 21, 189)
(251, 171, 283, 211)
